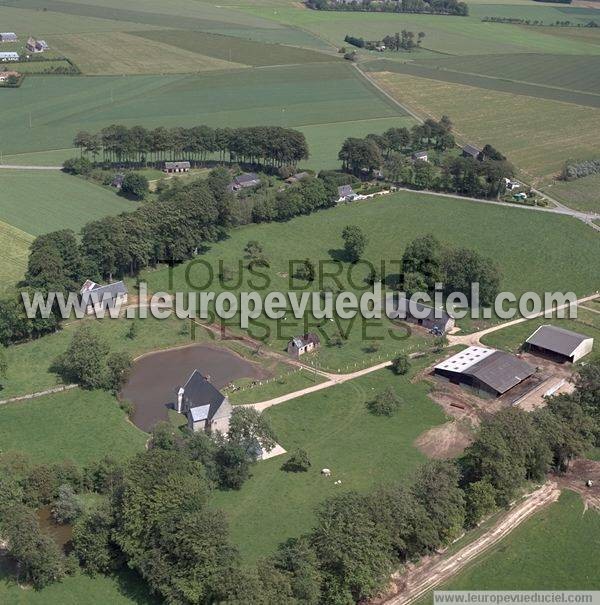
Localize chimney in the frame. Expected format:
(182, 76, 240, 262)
(205, 374, 211, 383)
(176, 387, 185, 413)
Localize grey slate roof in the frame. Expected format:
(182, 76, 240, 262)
(0, 33, 17, 41)
(526, 325, 591, 357)
(183, 370, 227, 422)
(337, 184, 355, 198)
(468, 351, 534, 395)
(462, 144, 482, 159)
(412, 151, 428, 159)
(165, 161, 190, 170)
(388, 296, 453, 330)
(81, 281, 127, 307)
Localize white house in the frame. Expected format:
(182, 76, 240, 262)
(287, 333, 320, 357)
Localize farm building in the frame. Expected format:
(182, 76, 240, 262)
(462, 144, 483, 160)
(26, 37, 48, 52)
(525, 325, 594, 363)
(434, 346, 535, 398)
(287, 333, 320, 357)
(228, 172, 261, 192)
(0, 51, 19, 62)
(337, 184, 357, 202)
(0, 70, 19, 82)
(176, 370, 232, 434)
(111, 173, 125, 189)
(386, 295, 455, 334)
(0, 33, 17, 43)
(80, 279, 128, 315)
(164, 161, 190, 173)
(285, 171, 310, 184)
(412, 151, 428, 162)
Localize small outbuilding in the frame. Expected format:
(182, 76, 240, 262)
(164, 161, 190, 174)
(26, 37, 47, 53)
(525, 325, 594, 363)
(412, 151, 428, 162)
(287, 333, 320, 357)
(462, 144, 483, 161)
(80, 280, 128, 315)
(336, 184, 357, 203)
(0, 70, 19, 82)
(434, 346, 535, 398)
(386, 295, 455, 334)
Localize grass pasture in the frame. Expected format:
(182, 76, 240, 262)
(417, 491, 600, 598)
(544, 173, 600, 214)
(4, 59, 75, 73)
(0, 220, 33, 294)
(0, 170, 137, 236)
(45, 31, 245, 74)
(212, 363, 447, 562)
(0, 388, 147, 464)
(0, 63, 403, 156)
(368, 70, 600, 185)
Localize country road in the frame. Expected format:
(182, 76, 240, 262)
(379, 482, 561, 605)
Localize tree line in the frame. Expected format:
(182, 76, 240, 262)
(345, 30, 425, 51)
(1, 358, 598, 602)
(308, 0, 468, 17)
(74, 124, 309, 169)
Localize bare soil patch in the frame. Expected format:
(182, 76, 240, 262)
(121, 343, 271, 432)
(554, 458, 600, 511)
(414, 420, 474, 459)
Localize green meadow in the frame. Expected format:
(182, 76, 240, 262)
(213, 361, 447, 562)
(0, 63, 403, 156)
(0, 170, 137, 236)
(0, 220, 33, 294)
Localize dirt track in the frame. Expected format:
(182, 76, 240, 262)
(376, 482, 560, 605)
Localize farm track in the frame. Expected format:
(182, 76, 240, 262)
(376, 482, 561, 605)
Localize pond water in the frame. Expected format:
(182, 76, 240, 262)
(121, 344, 271, 432)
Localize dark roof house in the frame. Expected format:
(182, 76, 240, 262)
(0, 33, 18, 42)
(386, 295, 455, 334)
(176, 370, 232, 433)
(337, 184, 356, 202)
(164, 161, 190, 173)
(526, 325, 594, 363)
(435, 346, 535, 397)
(228, 172, 261, 192)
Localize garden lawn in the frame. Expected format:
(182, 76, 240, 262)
(416, 490, 600, 599)
(481, 307, 600, 356)
(368, 71, 600, 185)
(0, 170, 138, 236)
(0, 388, 146, 465)
(0, 63, 402, 156)
(212, 362, 447, 562)
(0, 220, 33, 294)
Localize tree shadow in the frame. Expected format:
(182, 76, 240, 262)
(327, 248, 348, 263)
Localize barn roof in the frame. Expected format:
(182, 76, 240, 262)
(435, 346, 534, 395)
(165, 161, 190, 169)
(462, 144, 482, 158)
(81, 280, 128, 307)
(526, 325, 592, 357)
(387, 295, 453, 329)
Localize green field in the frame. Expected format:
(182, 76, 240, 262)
(0, 63, 403, 158)
(544, 173, 600, 214)
(3, 59, 75, 73)
(0, 170, 137, 236)
(0, 220, 33, 294)
(144, 191, 600, 367)
(417, 491, 600, 599)
(0, 388, 146, 464)
(132, 30, 336, 67)
(369, 70, 600, 187)
(481, 306, 600, 355)
(412, 53, 600, 95)
(213, 362, 447, 562)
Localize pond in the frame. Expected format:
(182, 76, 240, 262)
(121, 344, 271, 432)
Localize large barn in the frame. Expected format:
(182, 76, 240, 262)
(434, 346, 535, 398)
(525, 325, 594, 363)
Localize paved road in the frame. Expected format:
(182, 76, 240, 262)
(0, 164, 62, 170)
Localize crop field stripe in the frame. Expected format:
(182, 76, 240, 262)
(363, 59, 600, 109)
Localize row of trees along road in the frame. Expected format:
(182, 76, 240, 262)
(73, 124, 309, 168)
(0, 358, 597, 601)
